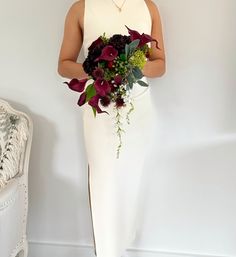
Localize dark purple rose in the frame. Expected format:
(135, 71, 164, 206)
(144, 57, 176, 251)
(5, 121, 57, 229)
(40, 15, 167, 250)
(94, 45, 118, 62)
(94, 78, 111, 96)
(125, 25, 160, 49)
(108, 34, 131, 54)
(63, 78, 88, 92)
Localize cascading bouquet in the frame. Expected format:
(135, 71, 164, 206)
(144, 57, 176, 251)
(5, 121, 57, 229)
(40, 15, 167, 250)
(63, 25, 160, 158)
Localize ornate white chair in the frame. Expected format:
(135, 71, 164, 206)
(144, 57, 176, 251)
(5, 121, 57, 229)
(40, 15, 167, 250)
(0, 99, 33, 257)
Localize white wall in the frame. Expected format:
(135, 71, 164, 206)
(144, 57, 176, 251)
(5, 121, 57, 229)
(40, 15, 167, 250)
(0, 0, 235, 257)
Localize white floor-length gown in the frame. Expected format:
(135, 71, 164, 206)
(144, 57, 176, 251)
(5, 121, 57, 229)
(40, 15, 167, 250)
(81, 0, 156, 257)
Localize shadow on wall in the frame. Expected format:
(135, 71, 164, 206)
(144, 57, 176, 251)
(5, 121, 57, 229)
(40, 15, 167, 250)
(4, 98, 91, 256)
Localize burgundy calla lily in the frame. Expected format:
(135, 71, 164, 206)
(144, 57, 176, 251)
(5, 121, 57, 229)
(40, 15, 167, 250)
(77, 92, 87, 106)
(94, 78, 111, 96)
(125, 25, 160, 49)
(88, 36, 104, 51)
(95, 45, 118, 62)
(64, 78, 88, 92)
(125, 25, 140, 41)
(88, 94, 109, 114)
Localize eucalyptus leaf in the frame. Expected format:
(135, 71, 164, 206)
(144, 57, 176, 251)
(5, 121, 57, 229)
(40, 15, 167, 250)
(126, 39, 140, 58)
(132, 67, 143, 80)
(125, 44, 129, 58)
(125, 84, 131, 91)
(129, 39, 140, 53)
(127, 73, 134, 89)
(137, 80, 149, 87)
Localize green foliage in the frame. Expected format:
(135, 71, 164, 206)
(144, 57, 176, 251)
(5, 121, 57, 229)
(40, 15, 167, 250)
(100, 32, 109, 44)
(127, 72, 134, 90)
(85, 83, 96, 102)
(137, 80, 149, 87)
(132, 67, 143, 80)
(140, 44, 149, 55)
(113, 56, 129, 76)
(126, 102, 134, 125)
(125, 39, 140, 58)
(115, 107, 125, 159)
(128, 39, 140, 55)
(119, 53, 127, 61)
(125, 44, 129, 58)
(104, 68, 116, 81)
(129, 49, 146, 69)
(98, 61, 106, 68)
(92, 107, 97, 117)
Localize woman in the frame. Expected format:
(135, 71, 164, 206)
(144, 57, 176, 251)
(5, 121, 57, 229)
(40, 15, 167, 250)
(57, 0, 166, 257)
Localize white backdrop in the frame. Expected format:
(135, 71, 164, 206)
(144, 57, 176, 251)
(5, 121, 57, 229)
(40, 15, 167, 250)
(0, 0, 235, 257)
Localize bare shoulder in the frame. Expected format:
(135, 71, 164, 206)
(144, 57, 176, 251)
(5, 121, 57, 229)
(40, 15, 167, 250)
(68, 0, 84, 13)
(144, 0, 160, 22)
(66, 0, 85, 32)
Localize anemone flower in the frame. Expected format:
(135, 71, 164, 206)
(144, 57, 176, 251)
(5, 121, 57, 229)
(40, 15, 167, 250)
(115, 97, 125, 108)
(100, 95, 111, 107)
(125, 25, 160, 49)
(63, 78, 88, 92)
(92, 67, 104, 79)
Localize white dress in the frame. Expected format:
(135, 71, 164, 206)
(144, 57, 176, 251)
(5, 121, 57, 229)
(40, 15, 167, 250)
(81, 0, 155, 257)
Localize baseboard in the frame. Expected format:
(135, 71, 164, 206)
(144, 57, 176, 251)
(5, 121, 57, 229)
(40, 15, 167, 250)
(28, 239, 227, 257)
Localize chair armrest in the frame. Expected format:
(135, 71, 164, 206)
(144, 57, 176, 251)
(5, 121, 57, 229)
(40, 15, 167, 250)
(0, 100, 33, 190)
(0, 177, 19, 210)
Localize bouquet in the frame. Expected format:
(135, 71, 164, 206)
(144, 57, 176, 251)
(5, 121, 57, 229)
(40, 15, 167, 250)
(63, 25, 160, 158)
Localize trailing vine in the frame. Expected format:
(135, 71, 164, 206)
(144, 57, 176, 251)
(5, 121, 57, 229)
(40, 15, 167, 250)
(114, 106, 125, 159)
(126, 101, 134, 125)
(114, 99, 135, 159)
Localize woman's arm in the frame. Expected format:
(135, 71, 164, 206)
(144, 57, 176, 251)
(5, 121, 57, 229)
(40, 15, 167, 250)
(57, 0, 89, 79)
(142, 0, 166, 78)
